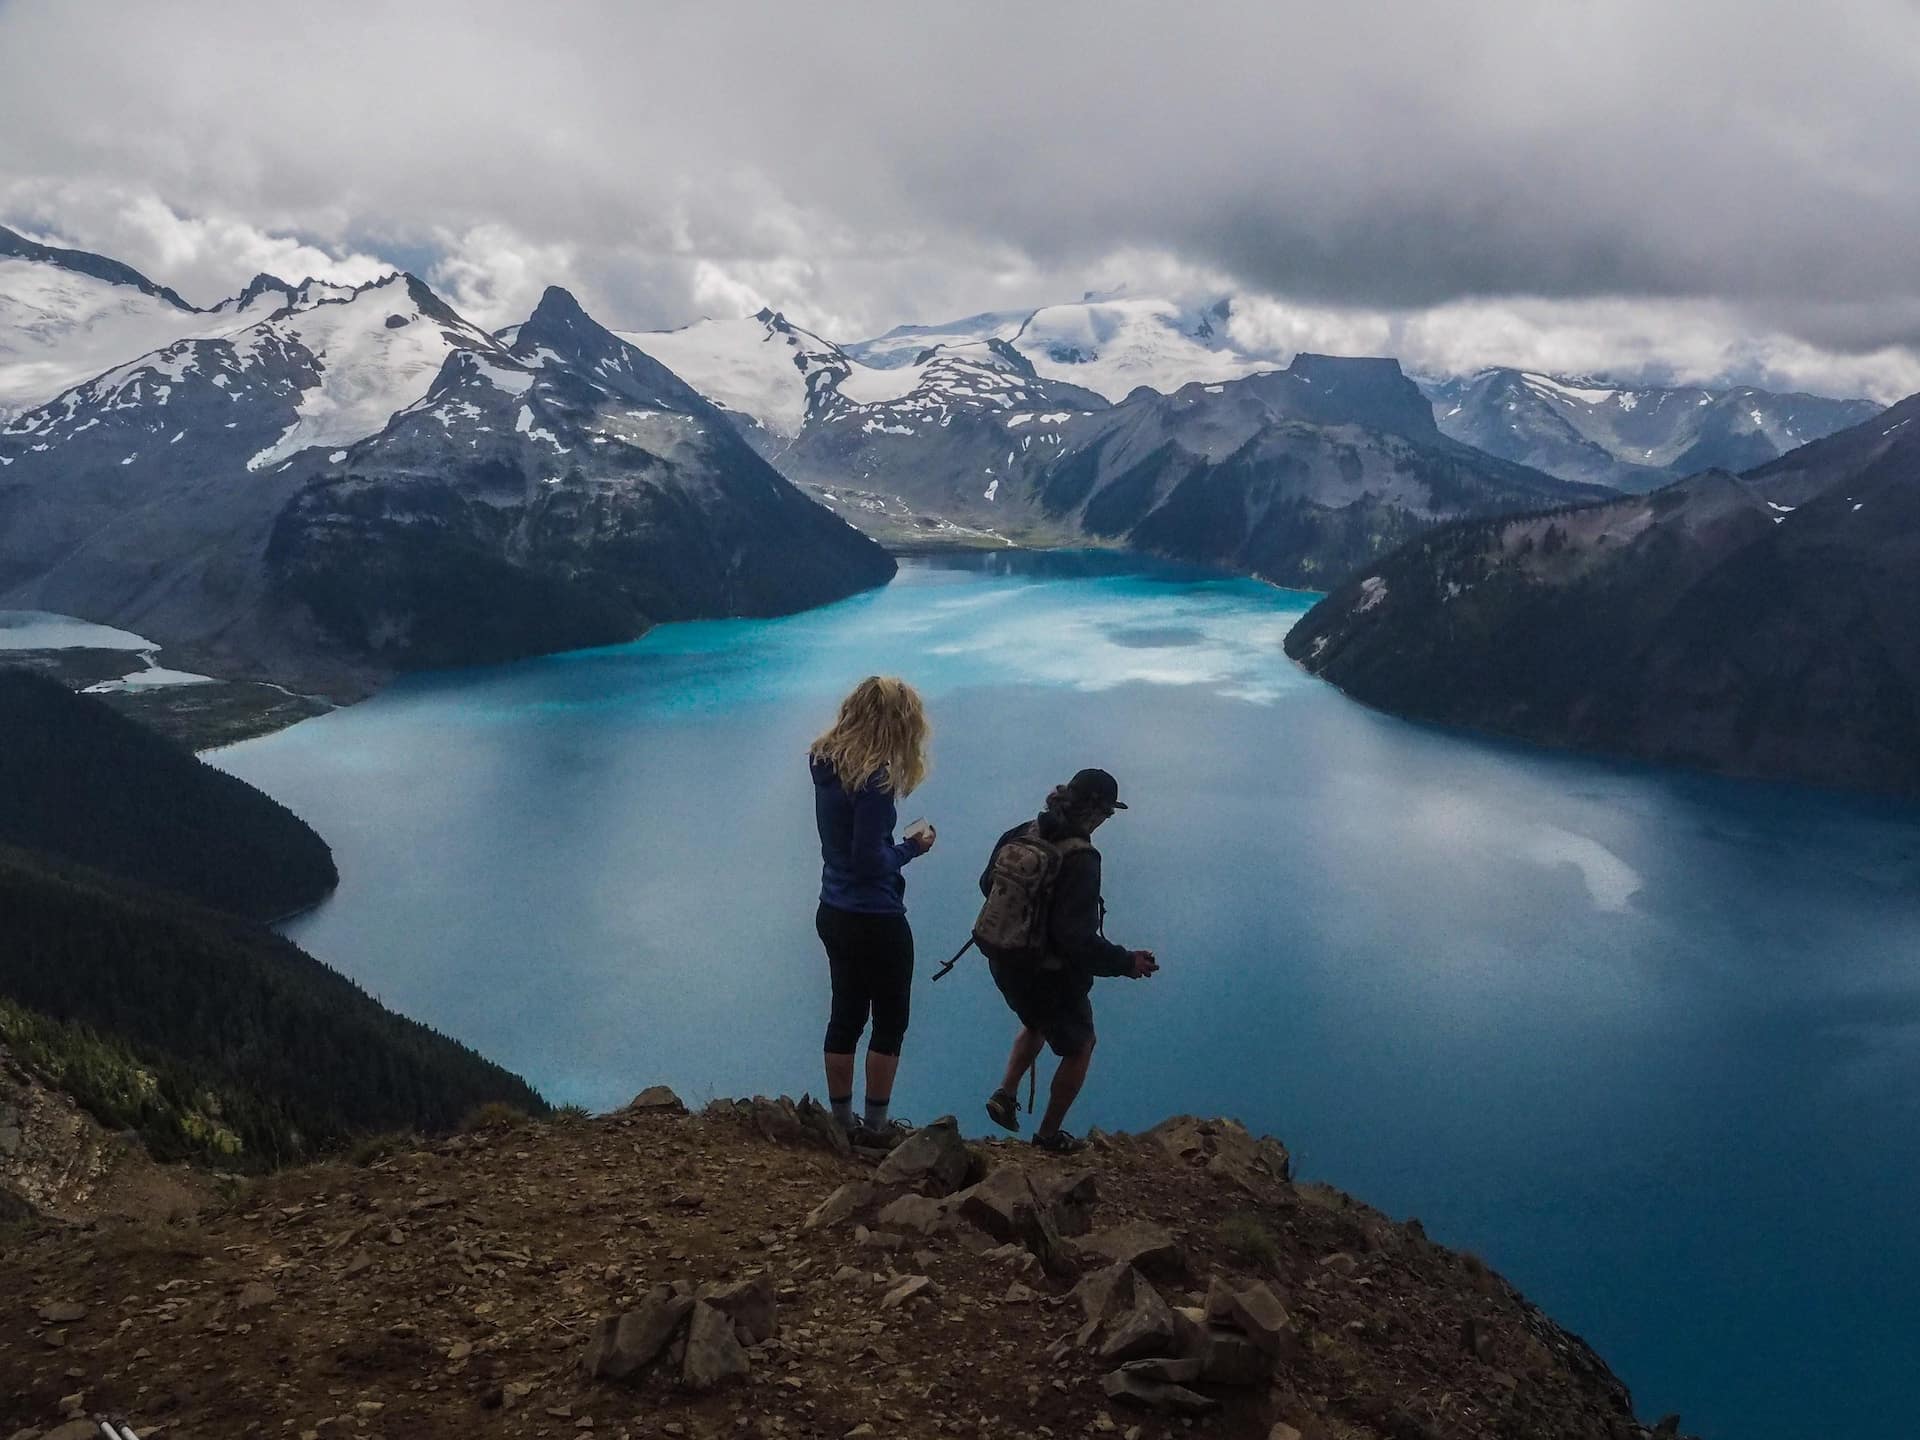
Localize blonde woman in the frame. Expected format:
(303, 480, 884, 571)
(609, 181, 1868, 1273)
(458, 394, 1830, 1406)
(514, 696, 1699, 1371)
(809, 676, 936, 1149)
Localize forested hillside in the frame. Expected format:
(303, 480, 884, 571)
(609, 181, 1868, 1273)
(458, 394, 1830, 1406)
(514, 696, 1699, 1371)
(0, 845, 546, 1168)
(0, 669, 336, 920)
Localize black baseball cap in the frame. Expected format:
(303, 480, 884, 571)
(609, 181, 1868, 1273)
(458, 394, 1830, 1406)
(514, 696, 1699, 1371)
(1067, 767, 1127, 811)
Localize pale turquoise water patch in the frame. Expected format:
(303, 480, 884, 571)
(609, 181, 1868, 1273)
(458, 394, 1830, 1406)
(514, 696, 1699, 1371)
(216, 552, 1920, 1440)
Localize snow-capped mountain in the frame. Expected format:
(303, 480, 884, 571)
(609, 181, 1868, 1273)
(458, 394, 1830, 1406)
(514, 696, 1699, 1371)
(0, 271, 515, 667)
(622, 291, 1284, 457)
(0, 252, 890, 687)
(781, 346, 1600, 578)
(848, 294, 1280, 402)
(616, 309, 865, 448)
(242, 274, 507, 470)
(269, 287, 893, 667)
(0, 224, 279, 420)
(1423, 368, 1881, 490)
(776, 338, 1109, 542)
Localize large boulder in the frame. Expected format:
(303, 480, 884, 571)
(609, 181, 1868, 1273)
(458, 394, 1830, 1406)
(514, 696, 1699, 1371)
(1075, 1221, 1185, 1281)
(1196, 1325, 1271, 1385)
(1205, 1274, 1298, 1359)
(954, 1166, 1078, 1276)
(681, 1300, 750, 1391)
(698, 1274, 777, 1345)
(1076, 1265, 1178, 1363)
(628, 1085, 686, 1114)
(1147, 1115, 1291, 1189)
(583, 1289, 695, 1381)
(873, 1115, 973, 1194)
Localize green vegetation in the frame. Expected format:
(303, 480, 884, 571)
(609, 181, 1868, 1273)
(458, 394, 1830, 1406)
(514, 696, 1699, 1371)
(1217, 1210, 1284, 1271)
(0, 998, 243, 1164)
(460, 1101, 532, 1133)
(0, 670, 337, 921)
(0, 844, 548, 1169)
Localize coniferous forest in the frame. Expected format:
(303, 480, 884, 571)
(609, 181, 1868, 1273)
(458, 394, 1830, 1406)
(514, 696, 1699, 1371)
(0, 844, 547, 1166)
(0, 669, 339, 921)
(0, 671, 546, 1170)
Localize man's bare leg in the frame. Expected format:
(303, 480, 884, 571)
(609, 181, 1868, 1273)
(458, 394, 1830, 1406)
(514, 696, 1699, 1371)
(999, 1026, 1045, 1096)
(1037, 1039, 1095, 1136)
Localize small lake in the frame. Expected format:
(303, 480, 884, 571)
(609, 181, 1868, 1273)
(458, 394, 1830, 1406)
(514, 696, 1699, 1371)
(216, 552, 1920, 1440)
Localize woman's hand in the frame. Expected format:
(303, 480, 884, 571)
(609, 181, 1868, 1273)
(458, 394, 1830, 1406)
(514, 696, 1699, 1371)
(907, 822, 937, 855)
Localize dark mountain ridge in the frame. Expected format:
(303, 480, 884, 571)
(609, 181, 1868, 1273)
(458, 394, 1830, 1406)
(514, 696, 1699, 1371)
(0, 222, 195, 311)
(0, 669, 336, 921)
(269, 286, 895, 670)
(778, 348, 1603, 581)
(0, 271, 893, 692)
(1286, 395, 1920, 796)
(1424, 367, 1881, 491)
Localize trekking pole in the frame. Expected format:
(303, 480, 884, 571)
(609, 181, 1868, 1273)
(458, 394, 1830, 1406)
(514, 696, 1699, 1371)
(931, 935, 975, 983)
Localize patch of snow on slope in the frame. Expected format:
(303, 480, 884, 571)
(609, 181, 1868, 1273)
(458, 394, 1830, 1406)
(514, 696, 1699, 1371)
(245, 279, 497, 470)
(621, 313, 898, 437)
(0, 255, 279, 419)
(1520, 373, 1619, 407)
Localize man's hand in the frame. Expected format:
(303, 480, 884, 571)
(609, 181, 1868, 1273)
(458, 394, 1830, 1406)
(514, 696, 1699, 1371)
(1129, 949, 1158, 978)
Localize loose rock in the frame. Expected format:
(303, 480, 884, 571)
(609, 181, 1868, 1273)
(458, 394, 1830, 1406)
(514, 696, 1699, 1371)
(873, 1115, 973, 1194)
(628, 1085, 686, 1114)
(876, 1191, 954, 1237)
(1076, 1222, 1185, 1280)
(681, 1300, 750, 1391)
(879, 1274, 933, 1310)
(583, 1289, 696, 1381)
(698, 1274, 777, 1345)
(804, 1181, 876, 1232)
(1099, 1368, 1220, 1416)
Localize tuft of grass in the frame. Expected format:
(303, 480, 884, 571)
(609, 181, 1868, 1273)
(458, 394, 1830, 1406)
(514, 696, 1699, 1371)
(347, 1131, 413, 1166)
(1218, 1211, 1284, 1271)
(552, 1103, 591, 1125)
(459, 1101, 529, 1134)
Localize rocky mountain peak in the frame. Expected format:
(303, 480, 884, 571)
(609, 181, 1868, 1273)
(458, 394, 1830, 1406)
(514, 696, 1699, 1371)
(228, 271, 297, 312)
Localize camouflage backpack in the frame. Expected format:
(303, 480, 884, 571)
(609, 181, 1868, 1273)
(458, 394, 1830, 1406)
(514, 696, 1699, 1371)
(971, 823, 1092, 967)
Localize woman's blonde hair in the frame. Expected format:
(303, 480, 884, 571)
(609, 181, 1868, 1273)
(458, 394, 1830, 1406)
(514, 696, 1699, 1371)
(810, 676, 930, 796)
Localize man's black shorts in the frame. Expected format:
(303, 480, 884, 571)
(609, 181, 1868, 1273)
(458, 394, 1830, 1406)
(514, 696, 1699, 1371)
(986, 954, 1095, 1057)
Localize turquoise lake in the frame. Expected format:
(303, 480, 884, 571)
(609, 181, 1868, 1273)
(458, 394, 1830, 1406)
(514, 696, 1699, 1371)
(215, 552, 1920, 1440)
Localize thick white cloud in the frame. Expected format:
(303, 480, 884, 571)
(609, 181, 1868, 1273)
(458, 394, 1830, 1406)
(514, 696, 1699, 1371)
(2, 0, 1918, 399)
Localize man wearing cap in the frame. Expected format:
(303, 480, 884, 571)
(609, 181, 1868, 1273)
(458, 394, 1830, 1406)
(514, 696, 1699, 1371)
(980, 768, 1158, 1153)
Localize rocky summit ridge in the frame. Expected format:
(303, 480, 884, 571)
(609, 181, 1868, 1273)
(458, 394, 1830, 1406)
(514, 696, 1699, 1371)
(0, 1091, 1688, 1440)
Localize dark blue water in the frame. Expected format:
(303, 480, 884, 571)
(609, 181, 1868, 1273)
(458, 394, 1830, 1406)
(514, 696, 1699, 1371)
(215, 552, 1920, 1440)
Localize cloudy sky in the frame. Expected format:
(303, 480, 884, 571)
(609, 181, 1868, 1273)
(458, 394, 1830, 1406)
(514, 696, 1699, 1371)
(4, 0, 1919, 398)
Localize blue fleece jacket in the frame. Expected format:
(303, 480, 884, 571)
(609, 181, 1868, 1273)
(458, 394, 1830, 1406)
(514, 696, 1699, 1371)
(811, 754, 920, 915)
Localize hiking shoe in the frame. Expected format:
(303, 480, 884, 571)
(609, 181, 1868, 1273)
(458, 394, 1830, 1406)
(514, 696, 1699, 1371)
(985, 1089, 1021, 1133)
(1030, 1129, 1086, 1155)
(852, 1118, 914, 1151)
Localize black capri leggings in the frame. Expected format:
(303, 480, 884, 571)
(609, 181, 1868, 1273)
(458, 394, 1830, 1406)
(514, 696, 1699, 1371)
(817, 902, 914, 1056)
